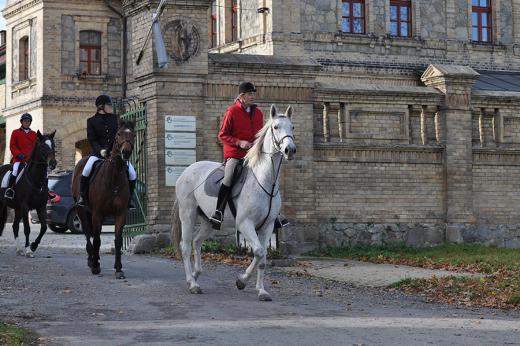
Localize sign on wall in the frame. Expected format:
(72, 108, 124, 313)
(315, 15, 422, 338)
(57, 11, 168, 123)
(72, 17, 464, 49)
(165, 115, 196, 186)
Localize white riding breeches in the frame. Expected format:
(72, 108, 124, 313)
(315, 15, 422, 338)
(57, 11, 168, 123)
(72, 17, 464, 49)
(82, 156, 100, 177)
(128, 162, 136, 181)
(82, 156, 137, 181)
(12, 162, 21, 176)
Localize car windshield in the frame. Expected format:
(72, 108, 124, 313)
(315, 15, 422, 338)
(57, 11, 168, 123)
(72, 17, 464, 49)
(48, 175, 71, 196)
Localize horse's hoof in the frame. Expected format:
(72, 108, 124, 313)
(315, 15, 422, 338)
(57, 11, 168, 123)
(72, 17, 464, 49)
(189, 286, 202, 294)
(16, 249, 24, 256)
(258, 292, 272, 301)
(25, 250, 34, 258)
(236, 278, 246, 290)
(30, 243, 38, 252)
(91, 266, 101, 275)
(115, 271, 125, 280)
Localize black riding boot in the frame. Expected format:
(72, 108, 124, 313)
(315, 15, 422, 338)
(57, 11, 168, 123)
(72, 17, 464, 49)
(128, 180, 136, 210)
(4, 174, 16, 199)
(210, 184, 231, 230)
(76, 176, 90, 207)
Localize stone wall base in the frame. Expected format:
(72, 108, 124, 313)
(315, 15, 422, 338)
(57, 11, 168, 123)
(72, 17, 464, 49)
(294, 222, 520, 253)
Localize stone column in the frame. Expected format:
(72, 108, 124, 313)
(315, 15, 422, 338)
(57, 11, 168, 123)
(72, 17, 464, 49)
(421, 64, 479, 224)
(420, 105, 428, 145)
(322, 103, 330, 142)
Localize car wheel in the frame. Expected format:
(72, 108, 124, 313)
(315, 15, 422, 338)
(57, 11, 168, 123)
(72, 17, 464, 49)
(48, 223, 68, 233)
(67, 210, 83, 234)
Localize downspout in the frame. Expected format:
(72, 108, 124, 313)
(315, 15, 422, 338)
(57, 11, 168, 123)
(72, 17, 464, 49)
(104, 0, 127, 99)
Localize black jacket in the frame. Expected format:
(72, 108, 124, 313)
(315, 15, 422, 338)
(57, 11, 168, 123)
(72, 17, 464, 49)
(87, 113, 119, 158)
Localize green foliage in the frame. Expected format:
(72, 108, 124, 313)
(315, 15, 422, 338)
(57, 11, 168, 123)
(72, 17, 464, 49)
(306, 243, 520, 273)
(0, 322, 33, 346)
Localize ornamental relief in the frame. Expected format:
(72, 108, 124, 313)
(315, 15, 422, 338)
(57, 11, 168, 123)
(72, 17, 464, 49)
(163, 19, 200, 64)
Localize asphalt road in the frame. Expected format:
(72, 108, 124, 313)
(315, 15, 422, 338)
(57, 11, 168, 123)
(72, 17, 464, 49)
(0, 226, 519, 346)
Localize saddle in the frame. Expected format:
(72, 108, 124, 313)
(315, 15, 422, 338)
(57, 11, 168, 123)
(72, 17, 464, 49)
(203, 163, 248, 219)
(203, 164, 248, 198)
(89, 159, 105, 183)
(0, 164, 26, 189)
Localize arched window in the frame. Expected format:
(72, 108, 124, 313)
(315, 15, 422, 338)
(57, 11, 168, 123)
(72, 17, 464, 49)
(390, 0, 412, 37)
(18, 36, 29, 81)
(79, 30, 101, 75)
(342, 0, 366, 34)
(472, 0, 492, 42)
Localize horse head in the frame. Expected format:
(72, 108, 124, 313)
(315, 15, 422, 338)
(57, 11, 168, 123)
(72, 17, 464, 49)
(114, 120, 135, 161)
(36, 130, 57, 170)
(269, 104, 296, 160)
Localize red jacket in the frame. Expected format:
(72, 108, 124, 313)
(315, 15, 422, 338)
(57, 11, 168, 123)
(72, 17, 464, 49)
(10, 128, 37, 163)
(218, 101, 264, 160)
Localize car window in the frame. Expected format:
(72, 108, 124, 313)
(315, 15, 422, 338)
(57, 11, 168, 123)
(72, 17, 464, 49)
(48, 174, 72, 196)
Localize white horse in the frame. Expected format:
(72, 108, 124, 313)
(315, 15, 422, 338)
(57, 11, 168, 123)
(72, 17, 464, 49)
(170, 104, 296, 301)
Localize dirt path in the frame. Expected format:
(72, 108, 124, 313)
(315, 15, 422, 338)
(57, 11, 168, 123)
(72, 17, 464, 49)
(0, 230, 519, 345)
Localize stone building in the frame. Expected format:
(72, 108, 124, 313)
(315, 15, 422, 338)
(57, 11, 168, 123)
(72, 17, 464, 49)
(3, 0, 520, 251)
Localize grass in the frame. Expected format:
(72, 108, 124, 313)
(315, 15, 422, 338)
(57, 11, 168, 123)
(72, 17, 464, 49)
(306, 243, 520, 273)
(0, 322, 34, 346)
(158, 240, 285, 259)
(308, 244, 520, 309)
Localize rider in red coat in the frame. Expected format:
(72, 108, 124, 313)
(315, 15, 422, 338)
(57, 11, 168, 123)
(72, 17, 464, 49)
(4, 113, 37, 199)
(210, 82, 288, 230)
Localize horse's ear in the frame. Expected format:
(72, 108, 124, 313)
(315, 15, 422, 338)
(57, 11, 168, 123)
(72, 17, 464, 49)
(270, 104, 277, 120)
(285, 105, 293, 119)
(50, 130, 56, 139)
(37, 130, 42, 139)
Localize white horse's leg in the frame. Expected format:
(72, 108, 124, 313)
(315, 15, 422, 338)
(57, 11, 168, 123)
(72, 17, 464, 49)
(236, 222, 266, 290)
(192, 218, 213, 280)
(179, 208, 202, 294)
(255, 224, 275, 301)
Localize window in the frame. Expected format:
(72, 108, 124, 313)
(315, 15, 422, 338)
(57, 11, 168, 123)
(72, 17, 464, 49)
(390, 0, 412, 37)
(231, 0, 238, 42)
(79, 31, 101, 75)
(210, 0, 217, 48)
(19, 36, 29, 81)
(472, 0, 492, 42)
(342, 0, 365, 34)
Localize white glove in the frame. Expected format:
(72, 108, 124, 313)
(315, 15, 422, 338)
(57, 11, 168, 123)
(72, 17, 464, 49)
(100, 149, 108, 158)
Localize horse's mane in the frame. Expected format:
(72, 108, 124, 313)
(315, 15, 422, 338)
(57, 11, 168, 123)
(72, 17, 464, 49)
(244, 116, 287, 168)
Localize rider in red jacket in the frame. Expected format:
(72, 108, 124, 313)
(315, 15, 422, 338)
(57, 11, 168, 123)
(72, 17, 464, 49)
(210, 82, 288, 230)
(210, 82, 262, 229)
(4, 113, 37, 199)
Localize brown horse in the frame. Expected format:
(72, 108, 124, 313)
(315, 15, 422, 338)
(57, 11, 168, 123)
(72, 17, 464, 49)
(72, 120, 135, 279)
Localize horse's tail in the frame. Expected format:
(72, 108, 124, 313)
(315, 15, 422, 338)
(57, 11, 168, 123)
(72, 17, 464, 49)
(170, 198, 182, 260)
(0, 203, 8, 237)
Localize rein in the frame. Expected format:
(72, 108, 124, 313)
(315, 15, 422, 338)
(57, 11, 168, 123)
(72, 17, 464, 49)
(252, 125, 293, 230)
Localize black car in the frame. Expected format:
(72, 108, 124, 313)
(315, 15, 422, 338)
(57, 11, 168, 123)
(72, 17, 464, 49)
(31, 172, 142, 234)
(29, 171, 82, 233)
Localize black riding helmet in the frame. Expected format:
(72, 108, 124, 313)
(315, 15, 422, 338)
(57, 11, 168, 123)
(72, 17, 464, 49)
(20, 113, 32, 122)
(95, 94, 112, 108)
(239, 82, 256, 94)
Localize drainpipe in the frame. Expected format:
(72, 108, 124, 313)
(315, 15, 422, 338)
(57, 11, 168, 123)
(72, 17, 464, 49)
(104, 0, 127, 99)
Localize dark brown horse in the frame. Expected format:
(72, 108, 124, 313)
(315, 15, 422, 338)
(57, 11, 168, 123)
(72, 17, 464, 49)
(72, 121, 135, 279)
(0, 130, 57, 257)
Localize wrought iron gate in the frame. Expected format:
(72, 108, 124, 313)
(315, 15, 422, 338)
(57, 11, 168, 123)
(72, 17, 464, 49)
(117, 101, 147, 249)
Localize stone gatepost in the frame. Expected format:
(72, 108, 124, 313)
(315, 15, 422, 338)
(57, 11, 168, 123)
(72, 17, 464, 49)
(421, 65, 479, 233)
(124, 0, 211, 252)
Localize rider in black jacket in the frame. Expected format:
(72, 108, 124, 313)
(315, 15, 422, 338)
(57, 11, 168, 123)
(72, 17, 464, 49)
(76, 95, 136, 209)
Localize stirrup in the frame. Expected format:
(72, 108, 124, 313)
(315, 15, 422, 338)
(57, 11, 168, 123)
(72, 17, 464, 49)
(76, 197, 87, 208)
(209, 210, 223, 229)
(4, 188, 14, 199)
